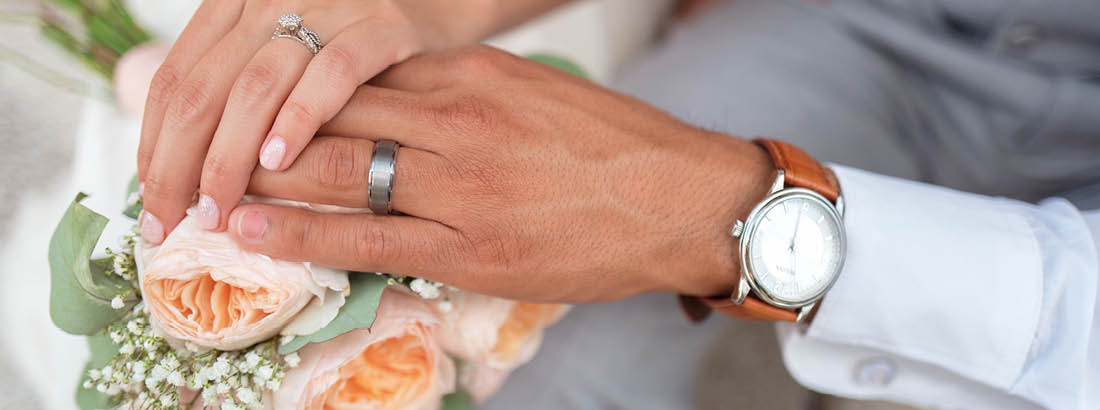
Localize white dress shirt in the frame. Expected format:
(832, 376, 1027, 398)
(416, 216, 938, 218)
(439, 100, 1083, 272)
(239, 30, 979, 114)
(778, 166, 1099, 409)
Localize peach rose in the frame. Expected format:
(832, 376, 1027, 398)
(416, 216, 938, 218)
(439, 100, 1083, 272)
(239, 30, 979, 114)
(274, 288, 456, 410)
(436, 293, 568, 402)
(455, 364, 509, 405)
(139, 212, 349, 350)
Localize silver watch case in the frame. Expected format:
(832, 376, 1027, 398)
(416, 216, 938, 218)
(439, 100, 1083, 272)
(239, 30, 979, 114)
(730, 170, 846, 322)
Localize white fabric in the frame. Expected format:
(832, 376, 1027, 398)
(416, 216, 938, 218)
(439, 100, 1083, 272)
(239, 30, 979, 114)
(778, 166, 1100, 409)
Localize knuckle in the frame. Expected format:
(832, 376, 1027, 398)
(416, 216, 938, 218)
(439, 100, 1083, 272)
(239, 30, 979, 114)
(141, 172, 188, 203)
(462, 229, 514, 269)
(430, 93, 498, 137)
(147, 64, 183, 105)
(316, 46, 358, 82)
(287, 214, 314, 257)
(166, 78, 216, 123)
(233, 62, 280, 104)
(310, 138, 360, 188)
(249, 1, 279, 16)
(451, 46, 509, 74)
(281, 100, 319, 127)
(449, 159, 502, 195)
(354, 221, 400, 265)
(137, 146, 155, 170)
(202, 153, 238, 183)
(446, 147, 522, 201)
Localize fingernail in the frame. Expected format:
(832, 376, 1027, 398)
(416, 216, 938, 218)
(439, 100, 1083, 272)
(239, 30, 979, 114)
(259, 136, 286, 170)
(141, 211, 165, 244)
(238, 211, 267, 240)
(196, 194, 219, 230)
(138, 182, 145, 196)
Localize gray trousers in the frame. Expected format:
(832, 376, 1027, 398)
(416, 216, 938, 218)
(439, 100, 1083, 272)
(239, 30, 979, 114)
(485, 0, 1100, 409)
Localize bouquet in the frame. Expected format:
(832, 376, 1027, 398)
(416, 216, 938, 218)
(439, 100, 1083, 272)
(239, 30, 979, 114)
(50, 190, 569, 410)
(35, 3, 588, 408)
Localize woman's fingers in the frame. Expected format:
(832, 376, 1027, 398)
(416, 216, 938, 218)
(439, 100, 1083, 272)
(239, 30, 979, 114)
(141, 25, 273, 243)
(228, 203, 464, 280)
(193, 40, 316, 231)
(196, 10, 417, 232)
(261, 19, 420, 171)
(247, 136, 448, 219)
(194, 8, 374, 232)
(137, 0, 244, 182)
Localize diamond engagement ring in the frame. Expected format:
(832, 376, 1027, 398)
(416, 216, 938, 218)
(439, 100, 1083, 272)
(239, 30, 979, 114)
(272, 13, 323, 54)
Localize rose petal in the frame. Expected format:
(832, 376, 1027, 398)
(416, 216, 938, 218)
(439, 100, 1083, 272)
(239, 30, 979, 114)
(281, 287, 347, 337)
(142, 213, 348, 350)
(275, 289, 455, 410)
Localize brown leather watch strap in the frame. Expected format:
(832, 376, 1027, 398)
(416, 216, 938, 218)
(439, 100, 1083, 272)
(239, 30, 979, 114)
(705, 295, 799, 322)
(681, 139, 839, 323)
(755, 138, 840, 202)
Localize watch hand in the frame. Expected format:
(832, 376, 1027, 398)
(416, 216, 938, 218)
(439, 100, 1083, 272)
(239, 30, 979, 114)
(789, 207, 804, 275)
(789, 207, 804, 253)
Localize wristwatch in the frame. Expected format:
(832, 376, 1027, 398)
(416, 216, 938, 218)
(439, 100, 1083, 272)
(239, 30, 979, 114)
(682, 139, 846, 323)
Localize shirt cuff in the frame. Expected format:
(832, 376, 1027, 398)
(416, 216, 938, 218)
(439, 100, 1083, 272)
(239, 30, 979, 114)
(776, 165, 1044, 406)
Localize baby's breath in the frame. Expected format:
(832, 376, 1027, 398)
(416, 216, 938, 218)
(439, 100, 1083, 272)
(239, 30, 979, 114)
(104, 233, 139, 286)
(381, 273, 450, 300)
(84, 308, 295, 410)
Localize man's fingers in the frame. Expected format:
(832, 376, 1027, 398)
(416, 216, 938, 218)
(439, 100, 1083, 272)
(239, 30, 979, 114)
(228, 203, 464, 279)
(247, 136, 449, 219)
(316, 85, 447, 149)
(141, 26, 270, 243)
(261, 20, 420, 172)
(369, 45, 541, 91)
(137, 0, 244, 182)
(195, 39, 314, 232)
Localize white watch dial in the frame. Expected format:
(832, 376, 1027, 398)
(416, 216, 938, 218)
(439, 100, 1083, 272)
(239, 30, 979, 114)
(747, 195, 843, 304)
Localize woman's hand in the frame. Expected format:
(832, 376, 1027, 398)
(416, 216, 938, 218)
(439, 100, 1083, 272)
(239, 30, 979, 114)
(231, 46, 774, 303)
(136, 0, 574, 244)
(136, 0, 425, 243)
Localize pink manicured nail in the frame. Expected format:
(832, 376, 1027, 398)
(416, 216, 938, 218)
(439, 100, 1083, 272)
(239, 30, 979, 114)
(259, 136, 286, 170)
(238, 211, 267, 240)
(138, 182, 145, 196)
(141, 211, 165, 244)
(196, 194, 219, 230)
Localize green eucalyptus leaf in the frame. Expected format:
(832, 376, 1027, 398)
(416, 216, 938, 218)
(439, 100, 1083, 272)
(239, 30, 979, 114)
(49, 193, 135, 335)
(75, 333, 120, 410)
(526, 53, 590, 79)
(122, 202, 142, 220)
(278, 274, 388, 354)
(122, 173, 141, 219)
(86, 332, 119, 368)
(441, 389, 474, 410)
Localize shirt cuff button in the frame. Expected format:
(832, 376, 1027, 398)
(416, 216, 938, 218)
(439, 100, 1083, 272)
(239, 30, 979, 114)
(854, 357, 896, 387)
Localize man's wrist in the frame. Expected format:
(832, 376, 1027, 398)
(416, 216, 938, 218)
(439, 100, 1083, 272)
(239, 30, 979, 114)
(666, 133, 774, 297)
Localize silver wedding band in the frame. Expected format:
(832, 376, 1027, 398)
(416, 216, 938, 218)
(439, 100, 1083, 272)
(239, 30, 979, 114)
(271, 13, 323, 54)
(368, 140, 399, 215)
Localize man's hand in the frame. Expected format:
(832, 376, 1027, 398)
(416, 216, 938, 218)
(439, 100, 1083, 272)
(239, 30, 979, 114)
(135, 0, 572, 244)
(232, 46, 774, 303)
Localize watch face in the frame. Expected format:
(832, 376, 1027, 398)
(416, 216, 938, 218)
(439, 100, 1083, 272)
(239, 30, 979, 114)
(745, 192, 844, 305)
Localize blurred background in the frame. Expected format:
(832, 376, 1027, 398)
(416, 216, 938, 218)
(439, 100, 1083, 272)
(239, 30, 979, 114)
(0, 0, 914, 409)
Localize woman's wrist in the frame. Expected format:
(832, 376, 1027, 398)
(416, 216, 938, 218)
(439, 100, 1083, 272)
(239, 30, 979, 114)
(397, 0, 575, 50)
(395, 1, 485, 50)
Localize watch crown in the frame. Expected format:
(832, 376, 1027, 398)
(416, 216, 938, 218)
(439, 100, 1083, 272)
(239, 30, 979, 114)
(731, 220, 745, 237)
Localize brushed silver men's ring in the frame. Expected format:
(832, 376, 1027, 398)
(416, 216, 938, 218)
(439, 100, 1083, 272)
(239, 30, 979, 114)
(368, 140, 399, 215)
(271, 13, 323, 54)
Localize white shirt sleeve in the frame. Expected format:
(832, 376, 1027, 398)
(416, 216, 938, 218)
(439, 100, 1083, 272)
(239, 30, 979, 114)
(776, 165, 1099, 410)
